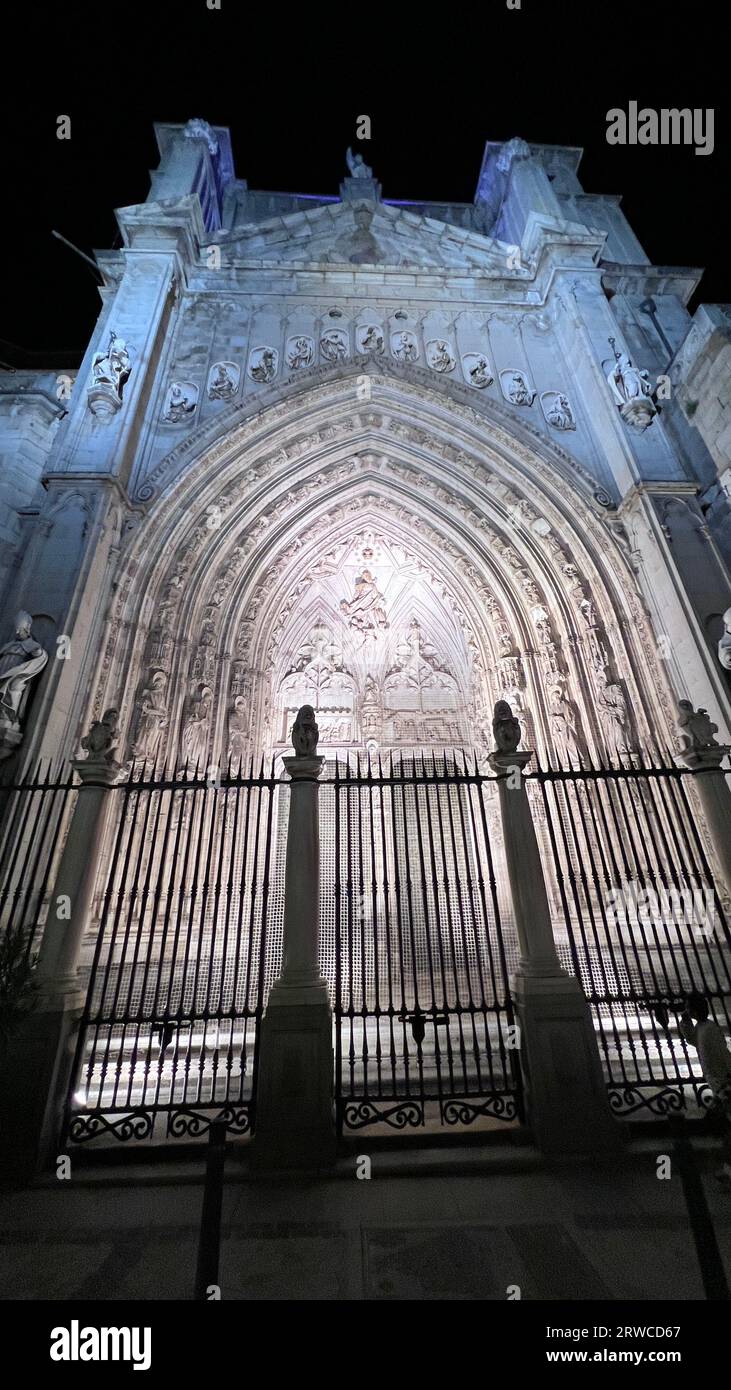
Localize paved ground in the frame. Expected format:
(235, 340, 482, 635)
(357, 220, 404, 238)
(1, 1136, 730, 1300)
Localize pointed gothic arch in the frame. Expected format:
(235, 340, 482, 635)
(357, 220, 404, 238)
(87, 368, 676, 769)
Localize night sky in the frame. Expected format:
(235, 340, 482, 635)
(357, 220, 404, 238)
(1, 1, 727, 367)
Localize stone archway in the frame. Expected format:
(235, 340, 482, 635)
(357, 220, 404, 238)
(87, 367, 677, 772)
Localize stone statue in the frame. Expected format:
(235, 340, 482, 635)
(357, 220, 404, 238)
(346, 148, 373, 180)
(676, 699, 720, 751)
(548, 685, 582, 764)
(340, 570, 388, 634)
(607, 343, 654, 406)
(91, 331, 131, 400)
(718, 607, 731, 672)
(492, 699, 521, 754)
(0, 611, 48, 757)
(228, 694, 249, 764)
(183, 118, 219, 155)
(292, 704, 319, 757)
(606, 340, 656, 431)
(496, 136, 531, 174)
(80, 707, 119, 763)
(132, 671, 168, 761)
(596, 679, 632, 758)
(179, 684, 212, 772)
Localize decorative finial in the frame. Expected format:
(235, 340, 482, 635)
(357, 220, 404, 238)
(345, 147, 373, 180)
(676, 700, 720, 752)
(291, 704, 319, 758)
(492, 700, 521, 754)
(80, 707, 120, 766)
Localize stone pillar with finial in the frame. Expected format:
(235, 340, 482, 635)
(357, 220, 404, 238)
(489, 700, 621, 1155)
(675, 699, 731, 891)
(252, 705, 336, 1167)
(0, 708, 124, 1176)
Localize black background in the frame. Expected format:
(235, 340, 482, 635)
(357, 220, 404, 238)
(0, 0, 727, 364)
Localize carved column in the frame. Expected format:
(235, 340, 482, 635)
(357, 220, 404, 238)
(253, 708, 336, 1167)
(0, 729, 122, 1176)
(489, 702, 621, 1155)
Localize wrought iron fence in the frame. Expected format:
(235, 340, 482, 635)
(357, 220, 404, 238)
(0, 763, 75, 956)
(5, 742, 731, 1148)
(326, 753, 522, 1132)
(527, 752, 731, 1117)
(65, 760, 285, 1144)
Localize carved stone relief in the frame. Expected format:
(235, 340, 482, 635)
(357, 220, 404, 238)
(540, 391, 576, 431)
(207, 361, 240, 401)
(248, 347, 278, 382)
(163, 381, 198, 423)
(286, 336, 315, 370)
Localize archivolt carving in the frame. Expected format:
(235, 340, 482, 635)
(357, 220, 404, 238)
(88, 375, 676, 761)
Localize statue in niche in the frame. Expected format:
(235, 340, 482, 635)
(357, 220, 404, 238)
(501, 369, 534, 405)
(0, 611, 48, 757)
(286, 336, 315, 370)
(463, 354, 493, 389)
(132, 671, 168, 761)
(360, 674, 382, 740)
(548, 685, 582, 765)
(606, 340, 656, 431)
(320, 330, 349, 363)
(228, 695, 249, 765)
(91, 330, 131, 400)
(340, 570, 388, 634)
(596, 678, 632, 758)
(248, 347, 278, 383)
(676, 700, 720, 751)
(358, 324, 384, 354)
(179, 684, 212, 773)
(292, 704, 319, 756)
(81, 707, 119, 764)
(717, 606, 731, 672)
(391, 331, 418, 362)
(427, 340, 456, 374)
(207, 362, 239, 401)
(541, 391, 576, 431)
(492, 699, 522, 754)
(346, 148, 373, 180)
(164, 381, 197, 423)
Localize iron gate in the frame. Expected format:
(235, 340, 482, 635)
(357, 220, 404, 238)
(529, 754, 731, 1117)
(65, 762, 285, 1143)
(4, 746, 730, 1147)
(326, 753, 522, 1132)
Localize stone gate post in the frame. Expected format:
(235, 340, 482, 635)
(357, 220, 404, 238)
(0, 712, 122, 1176)
(253, 706, 336, 1167)
(489, 701, 621, 1155)
(674, 704, 731, 894)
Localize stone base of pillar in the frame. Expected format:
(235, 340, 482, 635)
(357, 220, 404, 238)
(514, 971, 624, 1157)
(0, 990, 83, 1179)
(252, 981, 336, 1169)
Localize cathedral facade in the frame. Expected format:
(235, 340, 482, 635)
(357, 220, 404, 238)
(1, 120, 730, 778)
